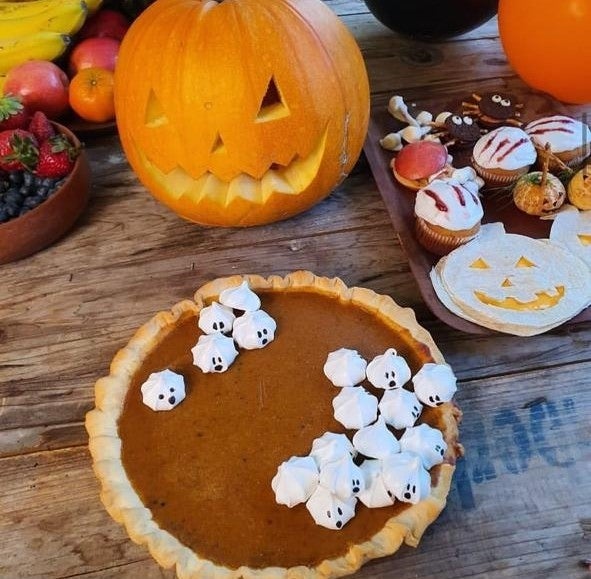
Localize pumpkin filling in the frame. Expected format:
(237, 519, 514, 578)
(133, 128, 327, 206)
(118, 290, 445, 570)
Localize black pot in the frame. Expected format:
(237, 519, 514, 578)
(364, 0, 498, 41)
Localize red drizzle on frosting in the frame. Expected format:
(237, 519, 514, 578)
(424, 189, 448, 212)
(497, 138, 529, 162)
(490, 138, 510, 160)
(528, 127, 574, 135)
(480, 133, 497, 154)
(528, 117, 574, 130)
(452, 185, 466, 206)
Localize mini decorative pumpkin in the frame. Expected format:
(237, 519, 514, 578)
(114, 0, 370, 226)
(499, 0, 591, 104)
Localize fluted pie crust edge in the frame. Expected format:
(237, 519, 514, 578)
(85, 270, 463, 579)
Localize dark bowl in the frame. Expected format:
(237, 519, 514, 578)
(364, 0, 498, 41)
(0, 123, 91, 264)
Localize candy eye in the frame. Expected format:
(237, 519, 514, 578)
(463, 116, 473, 125)
(501, 98, 511, 107)
(451, 115, 462, 125)
(492, 94, 502, 103)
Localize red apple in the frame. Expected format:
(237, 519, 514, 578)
(68, 37, 121, 77)
(392, 141, 448, 180)
(78, 9, 130, 41)
(4, 60, 69, 119)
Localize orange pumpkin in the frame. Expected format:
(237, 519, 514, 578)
(499, 0, 591, 104)
(114, 0, 370, 227)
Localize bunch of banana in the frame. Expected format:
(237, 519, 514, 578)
(0, 0, 101, 75)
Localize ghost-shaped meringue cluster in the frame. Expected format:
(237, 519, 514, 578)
(140, 369, 186, 411)
(191, 280, 277, 373)
(271, 349, 457, 528)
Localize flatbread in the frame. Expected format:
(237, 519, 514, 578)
(431, 226, 591, 336)
(549, 204, 591, 270)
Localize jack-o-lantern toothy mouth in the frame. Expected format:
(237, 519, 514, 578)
(135, 130, 327, 207)
(474, 286, 565, 311)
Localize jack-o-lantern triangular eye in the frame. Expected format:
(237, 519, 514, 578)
(516, 256, 536, 268)
(256, 76, 289, 122)
(470, 258, 490, 269)
(145, 89, 169, 127)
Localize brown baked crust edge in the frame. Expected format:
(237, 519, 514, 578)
(85, 270, 461, 579)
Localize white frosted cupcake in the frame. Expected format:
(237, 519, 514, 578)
(471, 126, 536, 187)
(414, 178, 483, 256)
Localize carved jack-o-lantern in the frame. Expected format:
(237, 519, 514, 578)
(431, 226, 591, 335)
(114, 0, 370, 226)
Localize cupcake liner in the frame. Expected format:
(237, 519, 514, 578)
(415, 217, 479, 256)
(471, 158, 528, 189)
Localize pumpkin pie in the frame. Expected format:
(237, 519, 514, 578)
(86, 271, 462, 577)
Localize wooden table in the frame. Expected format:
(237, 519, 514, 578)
(1, 2, 590, 578)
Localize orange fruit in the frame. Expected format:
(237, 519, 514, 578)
(69, 67, 115, 123)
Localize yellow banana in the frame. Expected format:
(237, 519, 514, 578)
(0, 0, 71, 19)
(84, 0, 103, 14)
(0, 73, 6, 94)
(0, 0, 87, 37)
(0, 32, 70, 74)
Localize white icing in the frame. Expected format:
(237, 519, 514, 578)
(441, 166, 485, 196)
(526, 115, 591, 155)
(232, 309, 276, 350)
(381, 452, 431, 504)
(358, 459, 395, 508)
(412, 363, 457, 407)
(472, 126, 536, 170)
(318, 455, 365, 500)
(198, 301, 235, 335)
(306, 486, 357, 530)
(400, 423, 447, 470)
(218, 280, 261, 312)
(414, 179, 483, 231)
(191, 333, 238, 373)
(366, 348, 411, 389)
(332, 386, 378, 430)
(310, 432, 356, 467)
(323, 348, 367, 387)
(271, 456, 319, 507)
(378, 388, 422, 430)
(140, 369, 186, 411)
(352, 416, 400, 459)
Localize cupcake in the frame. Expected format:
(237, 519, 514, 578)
(567, 164, 591, 210)
(414, 178, 483, 255)
(471, 126, 536, 187)
(525, 115, 591, 169)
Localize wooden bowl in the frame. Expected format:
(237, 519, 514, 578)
(0, 123, 91, 264)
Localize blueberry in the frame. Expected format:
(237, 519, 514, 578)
(23, 172, 34, 188)
(6, 202, 20, 217)
(36, 186, 49, 198)
(0, 208, 8, 223)
(5, 191, 23, 207)
(41, 177, 53, 188)
(8, 172, 23, 186)
(19, 185, 32, 196)
(24, 196, 42, 209)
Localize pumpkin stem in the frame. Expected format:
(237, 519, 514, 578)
(541, 143, 551, 188)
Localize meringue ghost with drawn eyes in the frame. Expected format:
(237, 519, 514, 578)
(366, 348, 412, 390)
(140, 369, 186, 411)
(352, 416, 400, 459)
(318, 454, 365, 501)
(271, 456, 319, 507)
(191, 333, 238, 373)
(306, 485, 357, 530)
(378, 387, 422, 430)
(232, 309, 277, 350)
(310, 432, 356, 468)
(332, 386, 378, 430)
(323, 348, 367, 387)
(358, 459, 395, 508)
(198, 301, 236, 335)
(412, 363, 457, 407)
(400, 423, 447, 470)
(381, 451, 431, 505)
(218, 280, 261, 312)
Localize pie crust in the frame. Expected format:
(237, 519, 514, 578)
(86, 271, 463, 578)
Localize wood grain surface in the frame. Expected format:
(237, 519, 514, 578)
(1, 2, 590, 578)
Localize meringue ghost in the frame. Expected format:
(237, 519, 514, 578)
(366, 348, 411, 389)
(191, 333, 238, 373)
(352, 416, 400, 459)
(318, 455, 365, 500)
(399, 423, 447, 470)
(140, 369, 186, 411)
(323, 348, 367, 388)
(332, 386, 378, 430)
(378, 388, 422, 430)
(198, 301, 236, 335)
(381, 451, 431, 504)
(306, 486, 357, 530)
(358, 459, 395, 508)
(218, 280, 261, 312)
(412, 363, 457, 407)
(232, 309, 277, 350)
(272, 456, 319, 507)
(310, 432, 356, 468)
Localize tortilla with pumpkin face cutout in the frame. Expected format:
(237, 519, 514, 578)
(431, 225, 591, 335)
(549, 205, 591, 271)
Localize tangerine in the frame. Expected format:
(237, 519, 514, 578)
(69, 67, 115, 123)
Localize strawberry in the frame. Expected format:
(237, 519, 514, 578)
(0, 94, 30, 131)
(28, 111, 55, 143)
(0, 129, 38, 172)
(35, 134, 79, 179)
